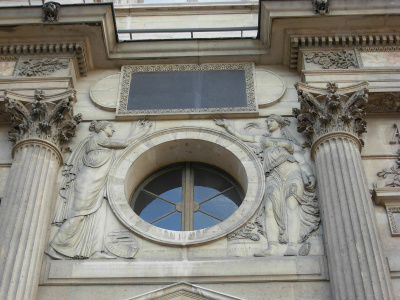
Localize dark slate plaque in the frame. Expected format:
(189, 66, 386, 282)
(127, 70, 248, 110)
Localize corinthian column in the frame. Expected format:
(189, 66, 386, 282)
(294, 82, 394, 300)
(0, 89, 81, 300)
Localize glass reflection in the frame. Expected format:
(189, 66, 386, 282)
(153, 211, 182, 231)
(132, 163, 244, 231)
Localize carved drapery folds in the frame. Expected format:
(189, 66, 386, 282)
(5, 89, 81, 150)
(294, 82, 369, 151)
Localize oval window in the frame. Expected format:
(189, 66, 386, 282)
(130, 163, 244, 231)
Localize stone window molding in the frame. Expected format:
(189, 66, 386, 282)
(374, 188, 400, 237)
(106, 126, 265, 245)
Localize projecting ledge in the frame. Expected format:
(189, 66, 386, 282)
(42, 256, 328, 285)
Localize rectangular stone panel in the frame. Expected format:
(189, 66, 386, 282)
(117, 63, 257, 118)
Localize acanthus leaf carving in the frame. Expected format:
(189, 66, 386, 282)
(15, 58, 69, 77)
(294, 82, 369, 145)
(5, 89, 81, 148)
(304, 50, 358, 69)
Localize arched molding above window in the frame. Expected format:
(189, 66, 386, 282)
(107, 126, 264, 245)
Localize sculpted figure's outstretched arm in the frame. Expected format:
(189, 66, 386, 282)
(215, 118, 262, 143)
(109, 120, 153, 148)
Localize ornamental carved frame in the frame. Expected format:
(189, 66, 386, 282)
(106, 126, 265, 245)
(116, 63, 257, 118)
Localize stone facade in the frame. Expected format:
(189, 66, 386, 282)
(0, 1, 399, 300)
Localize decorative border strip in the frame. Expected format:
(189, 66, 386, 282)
(387, 207, 400, 237)
(355, 46, 400, 68)
(117, 63, 256, 116)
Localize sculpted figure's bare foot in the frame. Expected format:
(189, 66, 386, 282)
(45, 247, 65, 260)
(91, 251, 116, 259)
(254, 242, 278, 257)
(284, 243, 297, 256)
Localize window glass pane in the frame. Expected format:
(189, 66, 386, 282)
(132, 163, 244, 231)
(193, 167, 232, 203)
(143, 168, 182, 203)
(193, 211, 220, 230)
(127, 70, 247, 111)
(153, 211, 182, 231)
(200, 189, 241, 220)
(134, 192, 175, 222)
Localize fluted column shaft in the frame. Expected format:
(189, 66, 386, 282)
(0, 89, 79, 300)
(313, 134, 393, 300)
(0, 140, 62, 300)
(295, 82, 393, 300)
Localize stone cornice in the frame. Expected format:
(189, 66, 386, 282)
(289, 33, 400, 70)
(0, 42, 89, 77)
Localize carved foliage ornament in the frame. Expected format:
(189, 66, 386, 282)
(364, 93, 400, 114)
(42, 2, 61, 23)
(304, 50, 358, 69)
(312, 0, 331, 15)
(5, 89, 82, 148)
(376, 149, 400, 188)
(294, 82, 369, 145)
(15, 58, 69, 77)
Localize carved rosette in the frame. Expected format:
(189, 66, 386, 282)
(294, 82, 369, 153)
(5, 89, 82, 151)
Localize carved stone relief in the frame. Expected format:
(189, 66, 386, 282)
(364, 92, 400, 114)
(304, 50, 358, 69)
(390, 124, 400, 144)
(312, 0, 331, 15)
(227, 222, 261, 242)
(46, 120, 152, 260)
(294, 82, 369, 147)
(14, 58, 69, 77)
(216, 116, 320, 256)
(42, 2, 61, 23)
(375, 149, 400, 188)
(5, 89, 81, 148)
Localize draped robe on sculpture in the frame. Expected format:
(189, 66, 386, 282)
(50, 134, 115, 259)
(256, 136, 319, 244)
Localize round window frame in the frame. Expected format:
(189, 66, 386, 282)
(130, 162, 245, 231)
(107, 127, 264, 246)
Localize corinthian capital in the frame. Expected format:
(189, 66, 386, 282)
(5, 89, 82, 148)
(294, 82, 369, 146)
